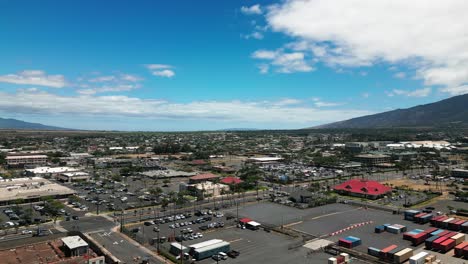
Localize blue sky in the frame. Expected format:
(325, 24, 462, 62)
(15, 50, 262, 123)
(0, 0, 467, 131)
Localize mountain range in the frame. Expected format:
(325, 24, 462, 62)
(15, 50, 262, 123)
(0, 117, 68, 130)
(316, 94, 468, 129)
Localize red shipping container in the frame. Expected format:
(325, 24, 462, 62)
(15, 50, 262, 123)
(411, 232, 428, 246)
(430, 215, 445, 225)
(424, 227, 438, 234)
(435, 216, 449, 227)
(451, 220, 466, 231)
(464, 246, 468, 258)
(440, 238, 455, 253)
(433, 236, 448, 250)
(338, 239, 352, 248)
(380, 244, 398, 259)
(336, 255, 345, 263)
(455, 242, 468, 257)
(438, 230, 450, 237)
(443, 231, 458, 238)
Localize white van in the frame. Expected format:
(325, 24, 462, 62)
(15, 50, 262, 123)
(218, 252, 228, 260)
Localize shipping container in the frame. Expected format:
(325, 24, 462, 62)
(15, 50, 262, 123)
(462, 221, 468, 233)
(368, 247, 381, 257)
(425, 235, 439, 250)
(437, 230, 450, 237)
(447, 219, 460, 230)
(451, 233, 465, 245)
(410, 232, 429, 246)
(404, 210, 420, 221)
(449, 220, 466, 231)
(338, 239, 352, 248)
(388, 247, 403, 261)
(430, 215, 445, 225)
(424, 227, 438, 234)
(328, 257, 337, 264)
(419, 214, 433, 224)
(454, 241, 468, 257)
(375, 225, 385, 233)
(441, 217, 455, 228)
(433, 216, 448, 227)
(432, 236, 448, 251)
(380, 244, 398, 259)
(409, 251, 428, 264)
(442, 231, 458, 238)
(430, 229, 443, 236)
(394, 248, 413, 264)
(440, 238, 455, 253)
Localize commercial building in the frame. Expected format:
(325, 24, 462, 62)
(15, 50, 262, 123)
(6, 155, 47, 167)
(0, 177, 75, 205)
(187, 181, 229, 197)
(189, 173, 220, 184)
(354, 154, 391, 166)
(25, 166, 79, 178)
(452, 169, 468, 179)
(61, 236, 89, 257)
(246, 157, 283, 164)
(333, 179, 392, 199)
(57, 172, 90, 183)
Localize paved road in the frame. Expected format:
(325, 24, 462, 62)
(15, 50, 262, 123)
(89, 230, 163, 264)
(60, 215, 117, 233)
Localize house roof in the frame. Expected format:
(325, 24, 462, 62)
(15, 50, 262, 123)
(333, 179, 391, 196)
(220, 176, 243, 185)
(189, 173, 219, 181)
(191, 159, 207, 165)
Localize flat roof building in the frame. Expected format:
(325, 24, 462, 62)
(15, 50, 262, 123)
(354, 154, 391, 166)
(6, 155, 47, 167)
(61, 236, 89, 257)
(0, 177, 75, 205)
(57, 172, 90, 183)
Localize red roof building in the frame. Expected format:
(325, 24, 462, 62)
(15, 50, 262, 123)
(189, 173, 220, 183)
(190, 159, 207, 165)
(220, 176, 243, 185)
(333, 179, 392, 199)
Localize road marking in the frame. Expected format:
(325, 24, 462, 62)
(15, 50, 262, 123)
(228, 238, 243, 243)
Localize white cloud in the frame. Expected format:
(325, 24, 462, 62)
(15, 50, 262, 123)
(252, 49, 314, 73)
(311, 97, 343, 107)
(243, 31, 264, 40)
(261, 0, 468, 94)
(241, 4, 262, 15)
(89, 76, 116, 82)
(77, 84, 140, 95)
(258, 64, 269, 74)
(394, 72, 406, 79)
(0, 70, 66, 88)
(152, 69, 175, 78)
(440, 85, 468, 96)
(390, 87, 432, 97)
(274, 98, 302, 106)
(120, 74, 142, 82)
(0, 90, 371, 124)
(362, 93, 370, 98)
(146, 64, 175, 78)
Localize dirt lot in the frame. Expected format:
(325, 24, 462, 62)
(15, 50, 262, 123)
(383, 178, 452, 192)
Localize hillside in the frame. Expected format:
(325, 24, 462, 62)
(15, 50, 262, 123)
(0, 117, 68, 130)
(315, 94, 468, 129)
